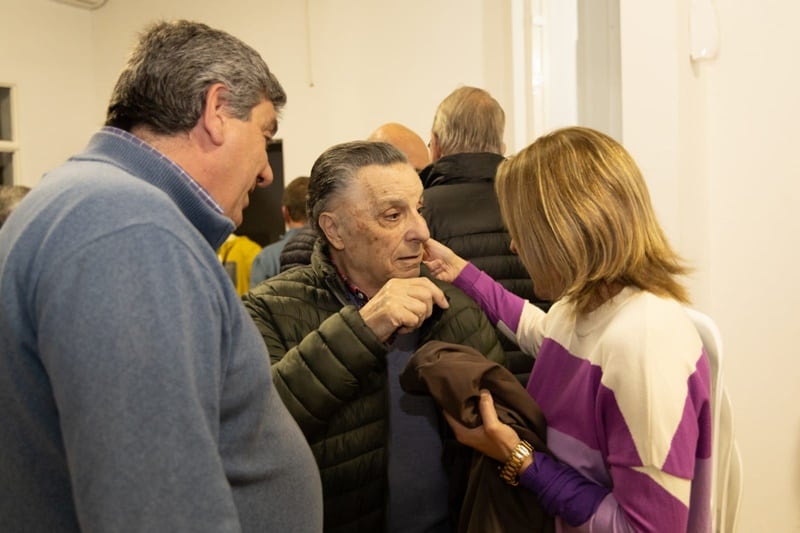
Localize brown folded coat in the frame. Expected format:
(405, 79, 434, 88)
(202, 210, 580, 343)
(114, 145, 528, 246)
(400, 340, 555, 533)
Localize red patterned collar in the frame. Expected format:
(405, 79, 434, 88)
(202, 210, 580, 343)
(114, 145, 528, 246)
(330, 256, 369, 308)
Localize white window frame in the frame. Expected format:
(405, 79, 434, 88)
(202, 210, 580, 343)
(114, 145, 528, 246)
(0, 83, 19, 185)
(509, 0, 621, 151)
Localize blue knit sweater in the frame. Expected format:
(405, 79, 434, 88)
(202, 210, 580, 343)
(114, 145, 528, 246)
(0, 128, 322, 532)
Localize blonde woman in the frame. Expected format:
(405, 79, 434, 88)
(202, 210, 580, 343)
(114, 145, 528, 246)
(424, 126, 711, 532)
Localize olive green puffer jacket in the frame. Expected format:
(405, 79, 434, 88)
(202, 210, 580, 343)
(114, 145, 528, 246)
(243, 243, 504, 533)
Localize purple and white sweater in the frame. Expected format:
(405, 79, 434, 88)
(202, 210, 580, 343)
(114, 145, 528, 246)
(454, 263, 712, 532)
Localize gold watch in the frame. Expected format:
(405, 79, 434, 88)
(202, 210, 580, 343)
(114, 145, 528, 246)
(498, 440, 533, 486)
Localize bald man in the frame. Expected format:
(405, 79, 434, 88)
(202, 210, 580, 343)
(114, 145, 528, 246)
(367, 122, 430, 172)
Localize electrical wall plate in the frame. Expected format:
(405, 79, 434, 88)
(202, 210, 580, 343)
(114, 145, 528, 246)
(690, 0, 720, 60)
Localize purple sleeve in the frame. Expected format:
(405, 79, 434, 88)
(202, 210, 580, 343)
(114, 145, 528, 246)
(519, 452, 609, 527)
(455, 263, 608, 527)
(453, 263, 526, 333)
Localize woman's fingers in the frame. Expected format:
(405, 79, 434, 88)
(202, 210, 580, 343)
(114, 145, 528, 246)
(478, 389, 500, 426)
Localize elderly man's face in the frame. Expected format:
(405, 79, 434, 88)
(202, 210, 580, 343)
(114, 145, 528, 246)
(324, 162, 429, 297)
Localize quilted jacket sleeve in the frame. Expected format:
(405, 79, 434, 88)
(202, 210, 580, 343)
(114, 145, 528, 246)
(244, 289, 387, 440)
(429, 281, 506, 367)
(243, 273, 505, 440)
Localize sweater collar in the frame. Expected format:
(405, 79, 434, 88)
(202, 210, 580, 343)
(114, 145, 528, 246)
(77, 127, 235, 249)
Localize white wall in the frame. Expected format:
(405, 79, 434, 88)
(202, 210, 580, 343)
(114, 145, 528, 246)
(620, 1, 800, 531)
(3, 0, 799, 530)
(90, 0, 518, 182)
(0, 0, 101, 186)
(706, 2, 800, 530)
(3, 0, 519, 184)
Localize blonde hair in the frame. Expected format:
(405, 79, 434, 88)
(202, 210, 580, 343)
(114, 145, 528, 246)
(496, 126, 689, 313)
(431, 86, 504, 155)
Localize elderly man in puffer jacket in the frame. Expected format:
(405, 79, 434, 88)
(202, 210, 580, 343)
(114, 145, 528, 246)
(244, 140, 505, 533)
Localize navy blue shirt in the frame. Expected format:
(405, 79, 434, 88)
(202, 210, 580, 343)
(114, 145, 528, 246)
(386, 332, 450, 533)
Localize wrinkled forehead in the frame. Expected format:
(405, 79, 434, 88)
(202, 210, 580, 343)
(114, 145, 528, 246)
(347, 163, 423, 207)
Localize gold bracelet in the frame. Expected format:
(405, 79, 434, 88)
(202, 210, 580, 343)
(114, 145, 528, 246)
(498, 440, 533, 486)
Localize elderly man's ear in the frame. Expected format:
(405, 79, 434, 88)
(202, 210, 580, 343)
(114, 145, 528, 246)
(319, 212, 345, 251)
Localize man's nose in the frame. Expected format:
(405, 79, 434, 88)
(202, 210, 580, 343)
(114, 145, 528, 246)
(257, 161, 274, 188)
(410, 209, 430, 241)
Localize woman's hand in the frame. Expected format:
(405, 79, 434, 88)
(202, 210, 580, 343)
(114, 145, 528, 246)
(423, 238, 468, 283)
(443, 389, 523, 463)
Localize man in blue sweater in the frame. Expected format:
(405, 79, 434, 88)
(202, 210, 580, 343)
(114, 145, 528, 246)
(0, 20, 322, 532)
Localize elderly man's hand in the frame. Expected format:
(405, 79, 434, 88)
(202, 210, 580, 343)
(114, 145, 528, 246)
(359, 277, 450, 342)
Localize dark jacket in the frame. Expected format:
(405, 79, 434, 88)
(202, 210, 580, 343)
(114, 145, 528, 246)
(279, 224, 317, 272)
(243, 241, 505, 533)
(420, 153, 550, 385)
(400, 340, 554, 533)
